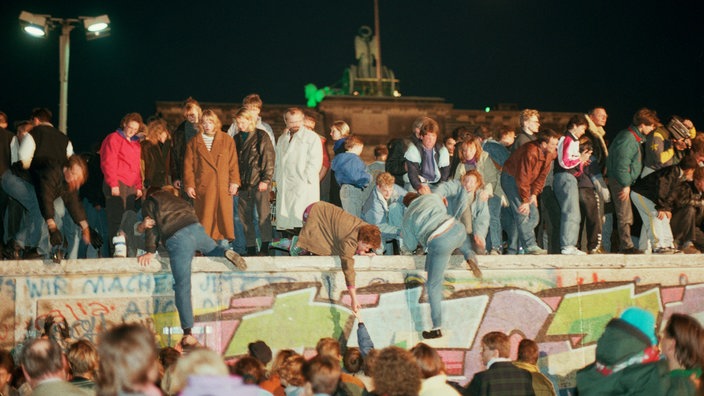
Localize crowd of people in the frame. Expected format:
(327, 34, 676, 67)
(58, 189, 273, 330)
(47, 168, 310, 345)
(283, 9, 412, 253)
(2, 99, 702, 263)
(2, 100, 704, 339)
(2, 99, 704, 393)
(1, 307, 702, 395)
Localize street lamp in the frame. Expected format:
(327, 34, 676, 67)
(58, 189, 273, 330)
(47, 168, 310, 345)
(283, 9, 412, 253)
(19, 10, 110, 134)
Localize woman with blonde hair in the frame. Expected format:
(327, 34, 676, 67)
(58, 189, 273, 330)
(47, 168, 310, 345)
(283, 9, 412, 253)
(183, 109, 241, 242)
(167, 348, 228, 395)
(141, 119, 172, 189)
(233, 107, 275, 256)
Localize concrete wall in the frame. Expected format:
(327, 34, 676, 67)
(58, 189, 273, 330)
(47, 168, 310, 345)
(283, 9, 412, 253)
(2, 254, 703, 391)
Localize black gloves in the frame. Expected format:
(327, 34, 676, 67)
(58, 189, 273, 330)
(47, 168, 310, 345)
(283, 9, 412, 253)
(49, 229, 63, 246)
(89, 228, 103, 250)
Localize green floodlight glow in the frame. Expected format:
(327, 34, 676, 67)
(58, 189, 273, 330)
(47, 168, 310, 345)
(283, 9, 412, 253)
(304, 83, 331, 107)
(484, 106, 491, 113)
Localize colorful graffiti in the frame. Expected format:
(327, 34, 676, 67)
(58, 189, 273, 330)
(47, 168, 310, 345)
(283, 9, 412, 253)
(3, 259, 704, 391)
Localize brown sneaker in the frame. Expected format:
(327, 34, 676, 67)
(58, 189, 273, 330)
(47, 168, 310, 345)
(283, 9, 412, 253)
(682, 245, 701, 254)
(466, 258, 483, 278)
(225, 249, 247, 270)
(180, 334, 198, 347)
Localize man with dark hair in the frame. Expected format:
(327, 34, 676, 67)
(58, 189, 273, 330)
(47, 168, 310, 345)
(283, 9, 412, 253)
(4, 108, 77, 258)
(20, 338, 91, 396)
(671, 166, 704, 253)
(554, 115, 592, 255)
(19, 108, 97, 260)
(464, 332, 534, 396)
(0, 112, 7, 130)
(513, 339, 556, 396)
(294, 201, 381, 313)
(605, 108, 660, 253)
(631, 155, 699, 253)
(138, 186, 246, 347)
(170, 98, 201, 202)
(501, 130, 560, 255)
(404, 117, 450, 194)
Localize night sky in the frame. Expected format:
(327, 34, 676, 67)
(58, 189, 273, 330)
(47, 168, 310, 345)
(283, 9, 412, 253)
(2, 0, 703, 152)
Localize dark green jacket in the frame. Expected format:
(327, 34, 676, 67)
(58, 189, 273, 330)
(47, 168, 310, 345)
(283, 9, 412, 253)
(576, 318, 668, 395)
(605, 125, 647, 187)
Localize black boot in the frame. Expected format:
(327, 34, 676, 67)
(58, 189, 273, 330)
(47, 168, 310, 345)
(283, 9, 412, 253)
(246, 246, 258, 256)
(422, 329, 443, 339)
(3, 240, 21, 260)
(259, 242, 270, 256)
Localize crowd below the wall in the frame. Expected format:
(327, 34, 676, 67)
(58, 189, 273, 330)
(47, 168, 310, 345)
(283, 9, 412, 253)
(0, 307, 702, 396)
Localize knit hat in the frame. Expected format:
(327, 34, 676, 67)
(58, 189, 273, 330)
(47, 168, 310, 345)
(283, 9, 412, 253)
(248, 340, 272, 365)
(620, 307, 657, 345)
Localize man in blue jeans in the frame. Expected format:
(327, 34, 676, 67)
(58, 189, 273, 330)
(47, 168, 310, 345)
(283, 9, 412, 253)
(501, 129, 560, 255)
(137, 185, 246, 347)
(401, 191, 481, 340)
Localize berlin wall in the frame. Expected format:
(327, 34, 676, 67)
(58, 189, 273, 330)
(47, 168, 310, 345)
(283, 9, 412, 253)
(1, 254, 703, 391)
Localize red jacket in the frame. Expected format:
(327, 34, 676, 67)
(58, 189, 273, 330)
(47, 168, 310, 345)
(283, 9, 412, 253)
(100, 130, 143, 190)
(503, 141, 556, 203)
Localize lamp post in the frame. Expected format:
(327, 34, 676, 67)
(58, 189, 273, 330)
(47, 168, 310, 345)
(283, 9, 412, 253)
(19, 11, 110, 134)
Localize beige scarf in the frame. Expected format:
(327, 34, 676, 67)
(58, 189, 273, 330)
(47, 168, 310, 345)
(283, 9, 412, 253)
(585, 114, 608, 157)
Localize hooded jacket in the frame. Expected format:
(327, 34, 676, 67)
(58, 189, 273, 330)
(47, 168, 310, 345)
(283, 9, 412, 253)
(576, 318, 668, 396)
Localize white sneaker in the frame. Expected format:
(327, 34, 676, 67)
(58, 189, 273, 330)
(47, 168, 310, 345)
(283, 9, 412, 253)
(561, 246, 587, 255)
(113, 235, 126, 257)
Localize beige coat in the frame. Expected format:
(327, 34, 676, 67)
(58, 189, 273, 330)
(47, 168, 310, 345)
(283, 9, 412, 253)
(297, 202, 367, 287)
(184, 132, 240, 241)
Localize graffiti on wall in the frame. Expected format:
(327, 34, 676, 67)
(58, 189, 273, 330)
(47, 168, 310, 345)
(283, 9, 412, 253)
(5, 268, 704, 390)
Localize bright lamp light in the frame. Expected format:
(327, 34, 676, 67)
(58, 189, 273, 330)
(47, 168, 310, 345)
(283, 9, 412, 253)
(82, 14, 110, 39)
(19, 11, 48, 37)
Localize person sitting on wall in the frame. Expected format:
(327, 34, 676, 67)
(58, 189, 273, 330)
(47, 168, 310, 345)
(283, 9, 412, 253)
(361, 172, 407, 254)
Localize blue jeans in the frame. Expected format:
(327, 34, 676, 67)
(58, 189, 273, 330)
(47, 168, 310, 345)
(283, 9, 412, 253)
(426, 221, 475, 328)
(165, 223, 227, 330)
(79, 198, 109, 258)
(340, 184, 364, 217)
(486, 194, 503, 251)
(553, 172, 580, 248)
(52, 197, 80, 259)
(501, 173, 540, 250)
(1, 171, 49, 253)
